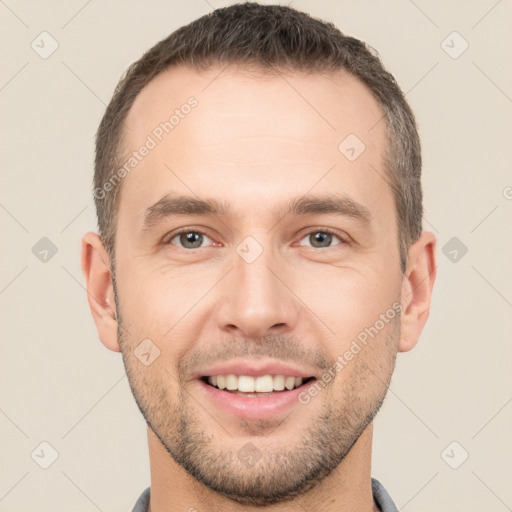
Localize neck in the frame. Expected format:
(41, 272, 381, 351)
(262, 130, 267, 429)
(146, 423, 379, 512)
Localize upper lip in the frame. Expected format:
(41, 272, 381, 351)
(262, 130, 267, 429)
(192, 359, 319, 380)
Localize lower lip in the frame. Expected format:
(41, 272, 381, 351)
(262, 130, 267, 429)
(197, 379, 316, 421)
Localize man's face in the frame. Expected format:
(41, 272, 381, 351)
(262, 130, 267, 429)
(114, 65, 403, 505)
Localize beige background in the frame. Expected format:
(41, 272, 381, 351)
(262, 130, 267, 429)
(1, 1, 511, 511)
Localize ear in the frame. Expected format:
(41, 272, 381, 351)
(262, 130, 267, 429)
(399, 231, 437, 353)
(81, 231, 120, 352)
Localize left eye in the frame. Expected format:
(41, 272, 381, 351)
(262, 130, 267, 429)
(298, 231, 343, 248)
(168, 231, 214, 249)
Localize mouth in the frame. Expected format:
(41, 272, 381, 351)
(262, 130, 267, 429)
(200, 374, 316, 397)
(196, 370, 318, 421)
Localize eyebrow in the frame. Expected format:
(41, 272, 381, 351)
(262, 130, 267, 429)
(287, 195, 372, 225)
(143, 195, 232, 231)
(142, 193, 372, 231)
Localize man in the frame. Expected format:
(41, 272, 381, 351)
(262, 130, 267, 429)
(81, 3, 436, 511)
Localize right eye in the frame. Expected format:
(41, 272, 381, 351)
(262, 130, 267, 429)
(167, 230, 215, 249)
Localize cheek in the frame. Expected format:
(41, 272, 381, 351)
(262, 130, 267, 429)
(295, 264, 400, 344)
(116, 266, 215, 357)
(328, 314, 400, 402)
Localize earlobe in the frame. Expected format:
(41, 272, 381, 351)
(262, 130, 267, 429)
(81, 232, 121, 353)
(398, 231, 437, 353)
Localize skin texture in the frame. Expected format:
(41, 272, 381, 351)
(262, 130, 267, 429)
(82, 64, 437, 512)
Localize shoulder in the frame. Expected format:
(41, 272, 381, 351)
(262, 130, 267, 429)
(371, 478, 398, 512)
(131, 487, 150, 512)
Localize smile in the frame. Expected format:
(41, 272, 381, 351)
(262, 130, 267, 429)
(196, 364, 318, 420)
(202, 374, 314, 395)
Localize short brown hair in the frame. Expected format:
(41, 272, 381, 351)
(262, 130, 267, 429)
(94, 2, 422, 273)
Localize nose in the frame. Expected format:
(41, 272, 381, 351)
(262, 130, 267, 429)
(216, 245, 300, 339)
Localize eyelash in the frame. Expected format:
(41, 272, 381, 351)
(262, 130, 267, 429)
(164, 228, 349, 249)
(297, 228, 349, 248)
(164, 229, 217, 248)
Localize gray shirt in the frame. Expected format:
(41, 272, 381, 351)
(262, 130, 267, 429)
(131, 478, 398, 511)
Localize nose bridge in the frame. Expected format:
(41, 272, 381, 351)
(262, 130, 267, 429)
(236, 249, 278, 305)
(218, 237, 299, 337)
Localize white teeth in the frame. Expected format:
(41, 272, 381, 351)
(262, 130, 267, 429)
(207, 376, 219, 386)
(284, 376, 295, 390)
(255, 375, 273, 392)
(225, 374, 237, 390)
(238, 375, 255, 392)
(217, 375, 226, 390)
(205, 374, 308, 392)
(273, 375, 285, 390)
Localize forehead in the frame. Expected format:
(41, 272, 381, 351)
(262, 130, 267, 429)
(119, 64, 389, 226)
(125, 63, 386, 151)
